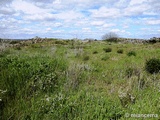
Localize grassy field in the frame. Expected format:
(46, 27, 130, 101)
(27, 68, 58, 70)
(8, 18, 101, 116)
(0, 39, 160, 120)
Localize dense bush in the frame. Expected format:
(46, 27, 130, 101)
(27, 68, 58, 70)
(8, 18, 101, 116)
(127, 51, 136, 56)
(55, 40, 67, 45)
(10, 40, 20, 44)
(103, 48, 112, 52)
(93, 51, 98, 54)
(125, 67, 135, 78)
(145, 58, 160, 74)
(117, 49, 123, 54)
(83, 56, 90, 61)
(101, 55, 109, 61)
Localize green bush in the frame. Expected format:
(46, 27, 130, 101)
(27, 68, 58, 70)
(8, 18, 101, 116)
(145, 58, 160, 74)
(83, 56, 90, 61)
(93, 51, 98, 54)
(55, 40, 67, 45)
(103, 48, 112, 53)
(0, 49, 10, 57)
(127, 51, 136, 56)
(125, 67, 134, 78)
(101, 55, 109, 61)
(117, 49, 123, 54)
(14, 46, 21, 50)
(10, 40, 20, 44)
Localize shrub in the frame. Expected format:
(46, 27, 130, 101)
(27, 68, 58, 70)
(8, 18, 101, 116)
(83, 56, 90, 61)
(55, 40, 67, 45)
(125, 67, 134, 78)
(117, 49, 123, 54)
(10, 40, 20, 44)
(14, 46, 21, 50)
(93, 51, 98, 54)
(101, 55, 109, 61)
(0, 50, 10, 57)
(127, 51, 136, 56)
(145, 58, 160, 74)
(103, 48, 112, 53)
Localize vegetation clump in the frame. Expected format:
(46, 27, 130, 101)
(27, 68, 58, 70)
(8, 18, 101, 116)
(145, 58, 160, 74)
(93, 51, 98, 54)
(83, 55, 90, 61)
(101, 55, 109, 61)
(103, 48, 112, 53)
(117, 49, 123, 54)
(127, 51, 136, 56)
(10, 40, 20, 44)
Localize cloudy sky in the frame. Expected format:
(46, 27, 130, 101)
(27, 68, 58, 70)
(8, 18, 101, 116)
(0, 0, 160, 39)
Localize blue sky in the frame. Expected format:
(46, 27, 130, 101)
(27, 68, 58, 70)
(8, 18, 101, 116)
(0, 0, 160, 39)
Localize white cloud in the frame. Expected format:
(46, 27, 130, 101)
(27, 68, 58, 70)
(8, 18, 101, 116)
(124, 4, 150, 16)
(103, 23, 116, 28)
(129, 0, 146, 6)
(90, 7, 121, 18)
(82, 27, 91, 33)
(46, 28, 52, 31)
(111, 29, 121, 33)
(0, 0, 160, 39)
(11, 0, 48, 15)
(0, 7, 15, 15)
(24, 13, 55, 21)
(123, 25, 129, 29)
(114, 0, 130, 8)
(146, 20, 160, 25)
(91, 21, 105, 26)
(54, 10, 84, 20)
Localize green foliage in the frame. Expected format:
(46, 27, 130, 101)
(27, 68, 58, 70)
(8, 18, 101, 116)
(9, 40, 20, 44)
(0, 49, 10, 57)
(55, 40, 67, 45)
(125, 67, 134, 78)
(103, 47, 112, 52)
(14, 46, 21, 50)
(31, 44, 42, 48)
(101, 55, 110, 61)
(83, 55, 90, 61)
(117, 49, 123, 54)
(145, 58, 160, 74)
(93, 50, 98, 54)
(0, 54, 68, 119)
(127, 51, 136, 56)
(1, 40, 160, 120)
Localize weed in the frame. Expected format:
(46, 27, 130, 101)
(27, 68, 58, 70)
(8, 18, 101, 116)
(10, 40, 20, 44)
(83, 55, 90, 61)
(93, 51, 98, 54)
(14, 46, 21, 50)
(117, 49, 123, 54)
(127, 51, 136, 56)
(145, 58, 160, 74)
(101, 55, 109, 61)
(103, 48, 112, 52)
(0, 49, 10, 57)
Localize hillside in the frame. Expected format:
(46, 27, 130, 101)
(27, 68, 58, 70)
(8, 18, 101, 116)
(0, 39, 160, 120)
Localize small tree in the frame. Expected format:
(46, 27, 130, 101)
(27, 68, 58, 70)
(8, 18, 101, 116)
(102, 32, 119, 42)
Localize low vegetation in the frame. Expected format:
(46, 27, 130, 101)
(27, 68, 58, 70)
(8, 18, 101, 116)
(117, 49, 123, 54)
(145, 58, 160, 74)
(103, 47, 112, 52)
(0, 39, 160, 119)
(127, 51, 136, 56)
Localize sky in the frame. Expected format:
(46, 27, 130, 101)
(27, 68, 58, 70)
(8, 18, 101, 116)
(0, 0, 160, 39)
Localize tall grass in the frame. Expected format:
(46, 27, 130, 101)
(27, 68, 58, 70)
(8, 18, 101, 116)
(0, 40, 160, 119)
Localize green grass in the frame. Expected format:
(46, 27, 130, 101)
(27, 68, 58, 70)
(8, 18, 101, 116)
(0, 40, 160, 119)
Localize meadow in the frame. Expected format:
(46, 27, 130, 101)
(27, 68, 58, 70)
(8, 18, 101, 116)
(0, 39, 160, 120)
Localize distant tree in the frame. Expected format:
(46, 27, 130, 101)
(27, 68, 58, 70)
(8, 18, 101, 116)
(102, 32, 119, 42)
